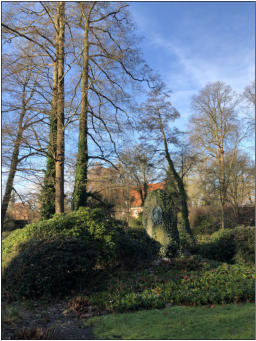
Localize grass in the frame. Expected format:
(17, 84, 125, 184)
(87, 303, 255, 339)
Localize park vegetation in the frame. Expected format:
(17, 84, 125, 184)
(1, 2, 254, 340)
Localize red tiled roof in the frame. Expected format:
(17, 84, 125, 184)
(130, 182, 165, 207)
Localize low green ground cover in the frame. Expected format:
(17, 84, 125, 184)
(87, 303, 255, 339)
(71, 257, 254, 313)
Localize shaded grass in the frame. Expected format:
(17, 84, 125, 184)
(87, 303, 255, 339)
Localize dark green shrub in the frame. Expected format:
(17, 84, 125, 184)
(194, 229, 235, 262)
(190, 206, 238, 236)
(114, 228, 160, 269)
(2, 207, 120, 269)
(194, 226, 254, 264)
(159, 241, 179, 258)
(233, 226, 255, 264)
(192, 219, 219, 236)
(178, 226, 195, 251)
(2, 207, 160, 299)
(3, 237, 99, 299)
(189, 206, 220, 235)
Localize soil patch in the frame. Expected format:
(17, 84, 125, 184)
(2, 298, 96, 340)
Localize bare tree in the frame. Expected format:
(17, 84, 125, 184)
(225, 151, 254, 218)
(119, 145, 160, 206)
(244, 82, 255, 106)
(139, 82, 195, 243)
(55, 1, 65, 213)
(86, 163, 132, 220)
(2, 52, 48, 222)
(190, 81, 242, 229)
(243, 81, 255, 136)
(70, 2, 152, 210)
(171, 141, 199, 182)
(2, 2, 66, 214)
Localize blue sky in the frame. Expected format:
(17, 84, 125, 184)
(129, 2, 255, 130)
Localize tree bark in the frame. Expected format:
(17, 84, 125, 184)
(55, 2, 65, 213)
(72, 5, 90, 210)
(40, 58, 58, 218)
(218, 146, 225, 229)
(2, 88, 27, 222)
(158, 112, 195, 243)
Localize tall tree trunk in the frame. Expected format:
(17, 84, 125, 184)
(2, 91, 27, 222)
(72, 11, 89, 210)
(40, 59, 58, 219)
(55, 2, 65, 213)
(167, 154, 194, 242)
(139, 182, 148, 206)
(218, 147, 225, 229)
(159, 113, 195, 243)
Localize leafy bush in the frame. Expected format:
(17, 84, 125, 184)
(233, 226, 255, 264)
(178, 226, 195, 251)
(2, 207, 159, 299)
(192, 219, 219, 236)
(3, 237, 99, 299)
(159, 241, 180, 258)
(115, 228, 160, 269)
(194, 226, 254, 264)
(2, 207, 120, 268)
(189, 206, 220, 235)
(198, 228, 235, 262)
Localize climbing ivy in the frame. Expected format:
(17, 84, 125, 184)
(143, 189, 180, 257)
(40, 109, 57, 219)
(159, 190, 180, 257)
(165, 168, 195, 246)
(40, 157, 55, 219)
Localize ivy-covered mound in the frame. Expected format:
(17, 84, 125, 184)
(2, 208, 160, 299)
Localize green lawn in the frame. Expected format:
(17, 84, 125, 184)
(87, 303, 255, 339)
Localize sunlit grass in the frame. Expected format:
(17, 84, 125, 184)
(87, 303, 255, 339)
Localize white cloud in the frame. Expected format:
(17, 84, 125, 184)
(147, 33, 254, 130)
(151, 33, 254, 93)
